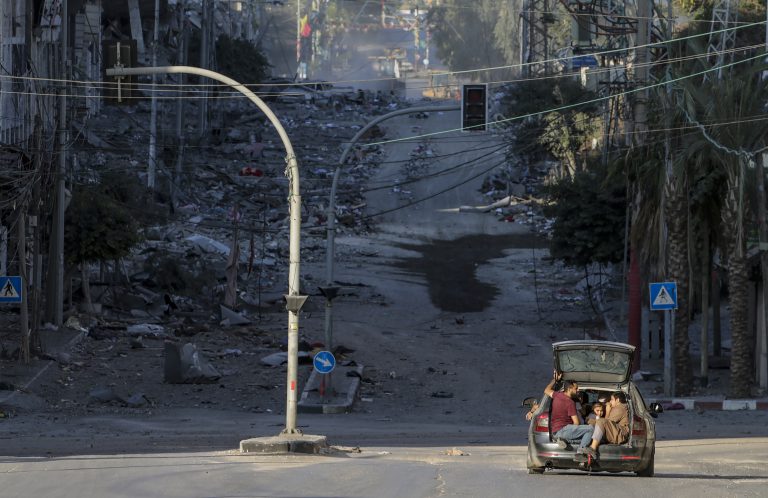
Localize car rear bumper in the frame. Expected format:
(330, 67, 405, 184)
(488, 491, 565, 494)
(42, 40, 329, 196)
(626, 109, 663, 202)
(529, 442, 650, 472)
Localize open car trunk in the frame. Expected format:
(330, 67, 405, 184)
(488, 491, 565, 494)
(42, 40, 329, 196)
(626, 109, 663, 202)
(553, 340, 635, 384)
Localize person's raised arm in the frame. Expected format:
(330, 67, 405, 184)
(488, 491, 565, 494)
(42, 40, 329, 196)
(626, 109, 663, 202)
(544, 371, 562, 398)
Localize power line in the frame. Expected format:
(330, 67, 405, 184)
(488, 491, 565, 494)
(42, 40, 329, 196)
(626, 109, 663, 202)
(0, 19, 763, 93)
(363, 49, 768, 148)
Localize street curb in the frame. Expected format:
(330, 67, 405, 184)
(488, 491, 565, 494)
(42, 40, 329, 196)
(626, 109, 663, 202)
(647, 398, 768, 411)
(297, 364, 363, 414)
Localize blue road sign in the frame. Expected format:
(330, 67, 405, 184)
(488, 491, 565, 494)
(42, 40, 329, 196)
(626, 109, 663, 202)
(0, 276, 22, 304)
(313, 350, 336, 374)
(649, 282, 677, 311)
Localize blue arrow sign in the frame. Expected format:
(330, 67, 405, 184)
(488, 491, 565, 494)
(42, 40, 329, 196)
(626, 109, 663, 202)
(0, 276, 22, 304)
(649, 282, 677, 311)
(313, 351, 336, 374)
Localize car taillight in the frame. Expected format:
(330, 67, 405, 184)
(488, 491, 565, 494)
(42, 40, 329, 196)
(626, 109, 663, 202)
(632, 415, 646, 437)
(534, 414, 549, 433)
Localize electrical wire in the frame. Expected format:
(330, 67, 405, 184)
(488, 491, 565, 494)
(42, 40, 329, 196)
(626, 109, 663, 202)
(0, 19, 763, 93)
(362, 49, 768, 148)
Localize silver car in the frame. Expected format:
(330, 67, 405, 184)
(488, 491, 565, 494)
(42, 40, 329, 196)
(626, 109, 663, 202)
(523, 340, 663, 476)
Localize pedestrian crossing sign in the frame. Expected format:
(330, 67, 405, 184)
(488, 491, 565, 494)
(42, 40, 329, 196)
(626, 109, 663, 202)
(0, 276, 22, 304)
(649, 282, 677, 311)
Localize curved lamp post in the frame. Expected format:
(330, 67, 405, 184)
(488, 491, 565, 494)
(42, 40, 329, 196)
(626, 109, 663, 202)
(106, 65, 307, 435)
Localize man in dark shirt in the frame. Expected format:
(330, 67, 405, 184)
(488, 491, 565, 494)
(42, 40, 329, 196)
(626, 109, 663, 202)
(544, 373, 594, 452)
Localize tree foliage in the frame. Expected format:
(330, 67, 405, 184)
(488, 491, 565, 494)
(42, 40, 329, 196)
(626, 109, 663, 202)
(500, 78, 601, 176)
(215, 35, 271, 84)
(428, 0, 517, 75)
(544, 165, 626, 268)
(188, 34, 271, 84)
(65, 181, 142, 266)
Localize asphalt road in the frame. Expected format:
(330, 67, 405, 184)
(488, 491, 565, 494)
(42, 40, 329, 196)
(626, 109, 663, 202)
(2, 428, 767, 498)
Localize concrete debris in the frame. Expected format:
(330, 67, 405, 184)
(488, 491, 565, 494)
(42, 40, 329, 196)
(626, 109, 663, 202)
(88, 386, 150, 408)
(64, 316, 88, 333)
(220, 305, 251, 326)
(260, 351, 311, 367)
(130, 336, 146, 349)
(126, 324, 166, 337)
(444, 448, 470, 456)
(185, 234, 231, 256)
(164, 342, 221, 384)
(88, 386, 120, 403)
(260, 352, 289, 367)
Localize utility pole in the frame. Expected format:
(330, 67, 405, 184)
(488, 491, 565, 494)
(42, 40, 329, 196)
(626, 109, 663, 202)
(148, 0, 160, 189)
(413, 4, 420, 72)
(199, 0, 212, 139)
(48, 0, 68, 326)
(626, 0, 651, 376)
(296, 0, 301, 65)
(18, 204, 29, 363)
(173, 1, 188, 209)
(758, 0, 768, 392)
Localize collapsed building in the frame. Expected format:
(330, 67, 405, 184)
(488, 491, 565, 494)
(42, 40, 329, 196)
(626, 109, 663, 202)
(0, 0, 404, 364)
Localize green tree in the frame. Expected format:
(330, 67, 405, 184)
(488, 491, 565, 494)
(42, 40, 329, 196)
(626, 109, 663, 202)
(500, 79, 601, 177)
(544, 163, 626, 268)
(188, 34, 271, 85)
(65, 182, 142, 311)
(65, 188, 141, 267)
(428, 0, 509, 74)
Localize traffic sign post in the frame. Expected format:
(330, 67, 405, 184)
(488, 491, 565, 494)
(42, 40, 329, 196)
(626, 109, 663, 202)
(0, 276, 22, 304)
(650, 282, 677, 397)
(313, 351, 336, 374)
(313, 350, 336, 404)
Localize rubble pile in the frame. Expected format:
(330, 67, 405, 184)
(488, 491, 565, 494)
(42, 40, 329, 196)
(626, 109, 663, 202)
(74, 87, 409, 319)
(0, 86, 411, 416)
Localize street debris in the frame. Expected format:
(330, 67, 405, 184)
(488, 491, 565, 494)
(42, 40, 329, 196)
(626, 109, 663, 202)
(444, 448, 470, 456)
(164, 342, 221, 384)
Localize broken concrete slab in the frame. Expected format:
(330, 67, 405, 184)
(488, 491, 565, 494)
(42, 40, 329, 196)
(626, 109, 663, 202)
(185, 234, 230, 256)
(164, 342, 221, 384)
(220, 305, 251, 326)
(126, 324, 165, 337)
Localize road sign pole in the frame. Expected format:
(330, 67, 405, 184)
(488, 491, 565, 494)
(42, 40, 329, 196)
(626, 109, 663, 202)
(664, 309, 675, 397)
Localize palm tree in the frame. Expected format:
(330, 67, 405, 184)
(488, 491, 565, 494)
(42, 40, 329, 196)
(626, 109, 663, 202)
(677, 59, 768, 398)
(621, 88, 694, 394)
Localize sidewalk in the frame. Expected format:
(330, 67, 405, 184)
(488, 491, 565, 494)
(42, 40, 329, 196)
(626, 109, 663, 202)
(598, 288, 768, 411)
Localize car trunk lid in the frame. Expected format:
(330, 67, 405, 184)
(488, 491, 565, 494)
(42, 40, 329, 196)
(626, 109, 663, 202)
(553, 340, 635, 384)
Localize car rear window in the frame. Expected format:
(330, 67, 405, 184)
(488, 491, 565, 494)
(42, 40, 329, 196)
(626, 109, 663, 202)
(558, 349, 630, 376)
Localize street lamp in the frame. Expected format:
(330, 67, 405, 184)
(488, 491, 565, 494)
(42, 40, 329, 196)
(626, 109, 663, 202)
(106, 64, 308, 435)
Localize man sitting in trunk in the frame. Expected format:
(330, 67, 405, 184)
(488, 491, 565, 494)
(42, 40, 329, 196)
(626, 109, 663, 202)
(580, 391, 630, 460)
(543, 372, 595, 454)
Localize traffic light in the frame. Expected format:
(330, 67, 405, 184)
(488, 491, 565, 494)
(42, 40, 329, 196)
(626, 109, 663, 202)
(104, 40, 138, 104)
(461, 84, 487, 131)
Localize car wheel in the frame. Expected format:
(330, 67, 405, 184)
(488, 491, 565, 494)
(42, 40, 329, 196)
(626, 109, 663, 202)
(636, 450, 654, 477)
